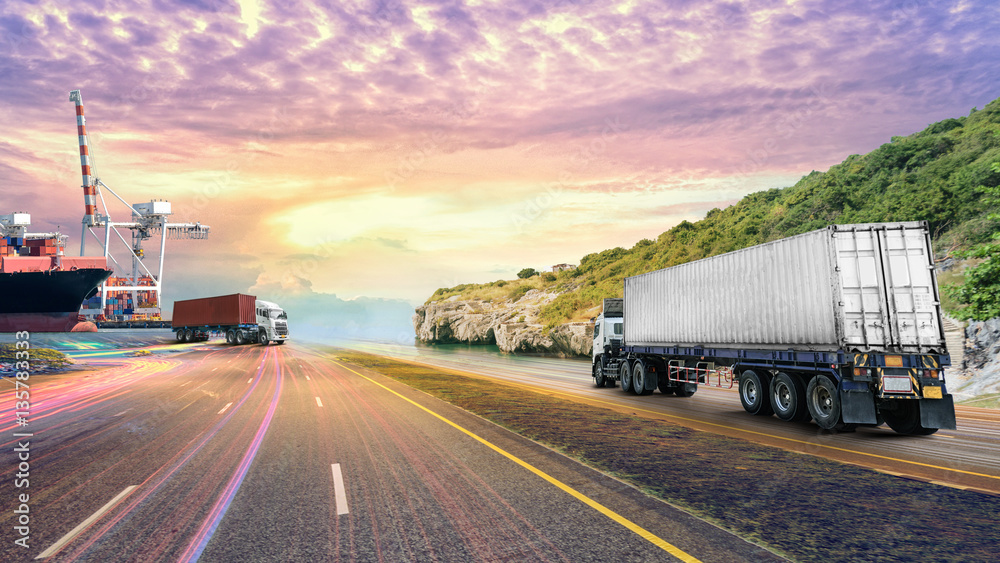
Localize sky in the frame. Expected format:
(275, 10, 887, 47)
(2, 0, 1000, 336)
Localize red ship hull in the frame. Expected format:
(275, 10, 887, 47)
(0, 265, 112, 333)
(0, 312, 97, 332)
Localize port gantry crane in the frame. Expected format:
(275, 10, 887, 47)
(70, 89, 210, 320)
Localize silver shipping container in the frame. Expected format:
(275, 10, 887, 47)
(623, 221, 946, 353)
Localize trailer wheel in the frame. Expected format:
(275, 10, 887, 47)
(176, 330, 185, 343)
(771, 372, 810, 422)
(739, 370, 773, 415)
(674, 385, 696, 397)
(633, 361, 652, 395)
(882, 400, 938, 435)
(593, 362, 607, 388)
(657, 375, 673, 394)
(226, 330, 235, 344)
(183, 329, 194, 343)
(620, 361, 633, 394)
(806, 375, 844, 429)
(235, 331, 246, 345)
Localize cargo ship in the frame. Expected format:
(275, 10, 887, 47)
(1, 212, 112, 332)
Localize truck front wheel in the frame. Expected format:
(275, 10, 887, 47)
(739, 370, 773, 416)
(593, 361, 607, 388)
(259, 329, 269, 346)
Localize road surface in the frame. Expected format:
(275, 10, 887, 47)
(347, 341, 1000, 496)
(1, 341, 780, 562)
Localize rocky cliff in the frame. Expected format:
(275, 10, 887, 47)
(413, 289, 593, 357)
(954, 318, 1000, 400)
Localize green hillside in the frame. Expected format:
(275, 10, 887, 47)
(428, 98, 1000, 325)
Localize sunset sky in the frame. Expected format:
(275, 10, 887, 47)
(2, 0, 1000, 332)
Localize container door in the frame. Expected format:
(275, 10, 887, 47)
(835, 230, 890, 348)
(878, 227, 942, 349)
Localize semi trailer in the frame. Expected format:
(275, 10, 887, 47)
(591, 221, 957, 435)
(172, 293, 289, 345)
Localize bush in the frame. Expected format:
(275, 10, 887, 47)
(508, 285, 531, 301)
(517, 268, 538, 279)
(945, 163, 1000, 320)
(541, 272, 557, 282)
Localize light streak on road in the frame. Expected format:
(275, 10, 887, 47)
(60, 349, 276, 560)
(179, 350, 285, 563)
(0, 358, 180, 437)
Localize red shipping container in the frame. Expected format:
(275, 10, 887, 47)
(171, 294, 256, 328)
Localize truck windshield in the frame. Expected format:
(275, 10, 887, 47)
(270, 310, 287, 320)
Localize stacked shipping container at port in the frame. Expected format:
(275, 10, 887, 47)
(88, 274, 161, 321)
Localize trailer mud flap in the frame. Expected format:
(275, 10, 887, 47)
(920, 394, 957, 430)
(840, 389, 878, 424)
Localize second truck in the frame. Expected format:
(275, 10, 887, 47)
(591, 221, 956, 436)
(172, 293, 289, 345)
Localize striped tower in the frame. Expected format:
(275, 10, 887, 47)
(69, 90, 97, 227)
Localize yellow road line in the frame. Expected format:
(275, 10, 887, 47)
(385, 356, 1000, 484)
(333, 361, 700, 563)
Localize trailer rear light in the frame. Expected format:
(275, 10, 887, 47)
(854, 368, 869, 377)
(926, 370, 938, 379)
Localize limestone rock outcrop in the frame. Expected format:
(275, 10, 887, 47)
(413, 290, 593, 357)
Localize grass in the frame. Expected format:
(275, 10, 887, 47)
(334, 349, 999, 563)
(0, 343, 72, 371)
(424, 271, 583, 306)
(959, 393, 1000, 409)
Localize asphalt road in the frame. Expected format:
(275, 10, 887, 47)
(0, 341, 781, 562)
(348, 341, 1000, 495)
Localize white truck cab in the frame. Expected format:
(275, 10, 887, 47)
(255, 299, 289, 345)
(591, 298, 624, 387)
(592, 312, 624, 364)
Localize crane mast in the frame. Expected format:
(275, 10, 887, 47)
(69, 89, 210, 322)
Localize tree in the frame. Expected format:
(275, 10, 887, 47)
(946, 163, 1000, 321)
(517, 268, 538, 279)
